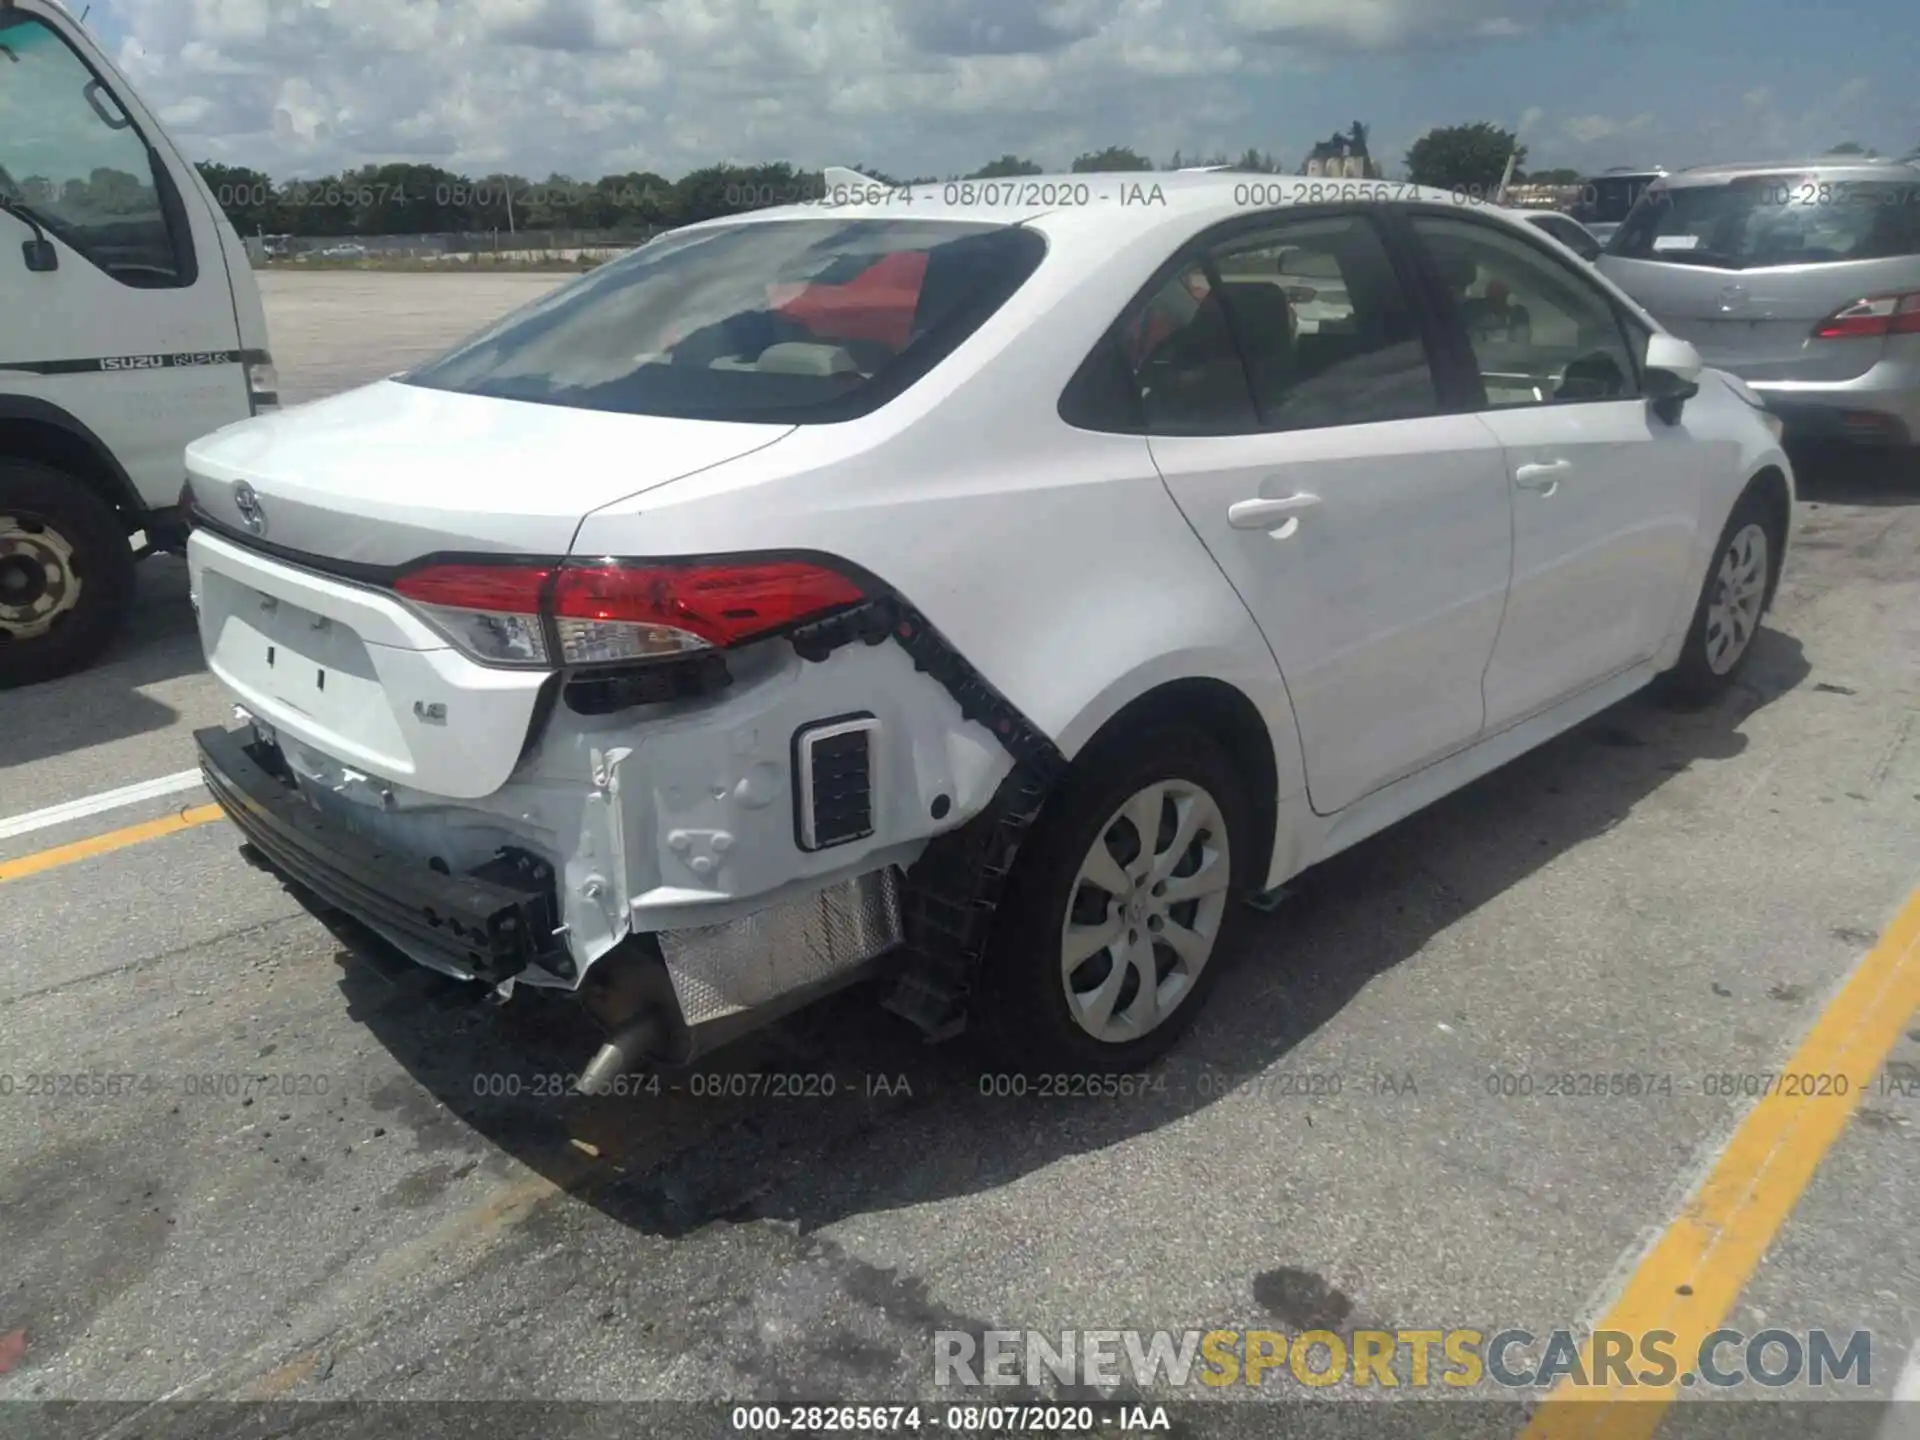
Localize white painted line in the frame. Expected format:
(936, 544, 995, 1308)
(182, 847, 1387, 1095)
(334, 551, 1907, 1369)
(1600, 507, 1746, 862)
(0, 769, 206, 842)
(1878, 1340, 1920, 1440)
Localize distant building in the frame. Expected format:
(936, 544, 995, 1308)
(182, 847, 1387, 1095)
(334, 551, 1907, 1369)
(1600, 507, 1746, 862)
(1503, 183, 1582, 210)
(1301, 131, 1380, 179)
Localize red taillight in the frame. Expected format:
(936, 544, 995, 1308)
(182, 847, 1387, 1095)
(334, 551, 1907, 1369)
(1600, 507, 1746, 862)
(1813, 291, 1920, 340)
(552, 560, 865, 660)
(392, 564, 553, 613)
(391, 557, 864, 667)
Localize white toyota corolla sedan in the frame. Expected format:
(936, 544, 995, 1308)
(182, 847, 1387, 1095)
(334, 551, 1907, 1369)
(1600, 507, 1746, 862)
(182, 172, 1793, 1084)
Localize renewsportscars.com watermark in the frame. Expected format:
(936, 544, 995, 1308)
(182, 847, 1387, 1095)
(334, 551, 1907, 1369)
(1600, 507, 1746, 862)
(934, 1328, 1873, 1391)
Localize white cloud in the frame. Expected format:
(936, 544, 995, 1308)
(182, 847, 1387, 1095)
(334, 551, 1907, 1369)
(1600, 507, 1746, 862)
(92, 0, 1627, 179)
(1559, 110, 1651, 145)
(1219, 0, 1625, 50)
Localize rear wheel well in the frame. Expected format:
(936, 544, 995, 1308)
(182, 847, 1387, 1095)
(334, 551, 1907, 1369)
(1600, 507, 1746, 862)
(0, 417, 140, 532)
(1744, 465, 1791, 611)
(1070, 678, 1280, 886)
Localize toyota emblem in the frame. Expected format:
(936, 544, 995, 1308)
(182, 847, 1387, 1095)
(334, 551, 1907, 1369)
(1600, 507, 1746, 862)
(233, 481, 266, 535)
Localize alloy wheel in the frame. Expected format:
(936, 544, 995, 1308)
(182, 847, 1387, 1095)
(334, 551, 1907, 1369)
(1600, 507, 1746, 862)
(1059, 778, 1231, 1043)
(1704, 522, 1768, 675)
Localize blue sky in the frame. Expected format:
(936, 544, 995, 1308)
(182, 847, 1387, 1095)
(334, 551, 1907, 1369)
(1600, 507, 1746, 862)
(65, 0, 1920, 181)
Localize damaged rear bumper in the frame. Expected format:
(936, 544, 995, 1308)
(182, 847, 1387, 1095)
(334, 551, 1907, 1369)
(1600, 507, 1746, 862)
(196, 723, 568, 983)
(196, 720, 912, 1062)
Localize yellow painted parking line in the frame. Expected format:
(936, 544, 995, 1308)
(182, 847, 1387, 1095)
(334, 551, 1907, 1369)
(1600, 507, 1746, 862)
(1520, 882, 1920, 1439)
(0, 803, 226, 884)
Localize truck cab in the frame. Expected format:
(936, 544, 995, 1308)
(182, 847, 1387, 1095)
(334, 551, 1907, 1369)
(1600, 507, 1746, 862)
(0, 0, 274, 686)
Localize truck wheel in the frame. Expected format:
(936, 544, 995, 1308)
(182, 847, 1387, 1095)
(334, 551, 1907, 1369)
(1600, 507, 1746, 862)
(974, 726, 1250, 1072)
(0, 459, 135, 688)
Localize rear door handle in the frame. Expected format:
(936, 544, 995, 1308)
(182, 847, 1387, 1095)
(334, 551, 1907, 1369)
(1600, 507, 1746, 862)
(1514, 459, 1570, 492)
(1227, 493, 1321, 530)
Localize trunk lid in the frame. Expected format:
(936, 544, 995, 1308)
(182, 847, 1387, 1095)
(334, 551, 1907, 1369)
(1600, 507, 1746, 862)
(188, 526, 549, 798)
(1601, 254, 1907, 381)
(184, 379, 796, 567)
(186, 384, 795, 797)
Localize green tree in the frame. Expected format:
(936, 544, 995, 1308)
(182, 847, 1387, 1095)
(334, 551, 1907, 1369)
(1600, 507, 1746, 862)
(1236, 148, 1279, 173)
(593, 171, 677, 230)
(1071, 145, 1153, 172)
(1404, 122, 1526, 191)
(967, 154, 1042, 178)
(195, 161, 276, 233)
(465, 172, 532, 233)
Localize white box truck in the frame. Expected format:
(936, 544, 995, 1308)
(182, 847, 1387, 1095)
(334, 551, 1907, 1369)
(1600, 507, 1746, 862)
(0, 0, 275, 686)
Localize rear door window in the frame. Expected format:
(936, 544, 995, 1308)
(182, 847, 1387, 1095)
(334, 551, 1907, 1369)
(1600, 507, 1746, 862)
(1611, 176, 1920, 267)
(402, 218, 1046, 422)
(1208, 214, 1442, 431)
(1120, 262, 1261, 435)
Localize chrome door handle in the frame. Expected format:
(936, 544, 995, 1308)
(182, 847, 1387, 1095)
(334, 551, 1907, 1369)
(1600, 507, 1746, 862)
(1227, 493, 1322, 530)
(1514, 459, 1570, 492)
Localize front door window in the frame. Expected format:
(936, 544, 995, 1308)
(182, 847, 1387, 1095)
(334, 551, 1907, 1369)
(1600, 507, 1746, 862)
(0, 12, 188, 286)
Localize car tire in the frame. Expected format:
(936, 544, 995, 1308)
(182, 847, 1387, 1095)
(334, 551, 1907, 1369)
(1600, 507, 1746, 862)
(0, 459, 136, 689)
(1657, 487, 1781, 709)
(973, 725, 1250, 1073)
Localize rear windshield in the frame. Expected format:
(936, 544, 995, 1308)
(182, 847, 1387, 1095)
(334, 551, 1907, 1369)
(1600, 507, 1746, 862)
(1580, 176, 1661, 226)
(1609, 176, 1920, 268)
(400, 218, 1046, 422)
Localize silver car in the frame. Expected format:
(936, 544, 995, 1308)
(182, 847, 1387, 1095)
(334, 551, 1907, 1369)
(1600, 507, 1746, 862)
(1599, 159, 1920, 447)
(1522, 210, 1603, 263)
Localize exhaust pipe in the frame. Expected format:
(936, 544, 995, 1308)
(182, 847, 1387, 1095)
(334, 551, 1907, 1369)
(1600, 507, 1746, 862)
(575, 1012, 663, 1095)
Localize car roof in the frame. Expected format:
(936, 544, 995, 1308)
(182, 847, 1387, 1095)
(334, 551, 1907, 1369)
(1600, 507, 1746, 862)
(676, 170, 1478, 241)
(1660, 158, 1920, 187)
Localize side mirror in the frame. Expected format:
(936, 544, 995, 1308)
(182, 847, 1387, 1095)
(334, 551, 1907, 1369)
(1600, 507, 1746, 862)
(22, 236, 57, 272)
(1643, 332, 1702, 423)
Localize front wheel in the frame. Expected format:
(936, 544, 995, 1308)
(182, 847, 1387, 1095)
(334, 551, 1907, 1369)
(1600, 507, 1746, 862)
(1657, 489, 1780, 708)
(0, 460, 136, 688)
(973, 727, 1249, 1072)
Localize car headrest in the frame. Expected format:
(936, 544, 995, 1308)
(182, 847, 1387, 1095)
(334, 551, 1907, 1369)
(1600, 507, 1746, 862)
(1431, 247, 1479, 291)
(1219, 280, 1294, 329)
(1218, 281, 1299, 367)
(754, 342, 860, 377)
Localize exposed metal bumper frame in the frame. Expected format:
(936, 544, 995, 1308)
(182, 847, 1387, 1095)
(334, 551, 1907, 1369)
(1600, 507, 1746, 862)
(195, 724, 565, 984)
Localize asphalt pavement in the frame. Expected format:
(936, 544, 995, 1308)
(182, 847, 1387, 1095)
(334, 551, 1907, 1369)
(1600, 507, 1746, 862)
(1, 272, 1917, 1438)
